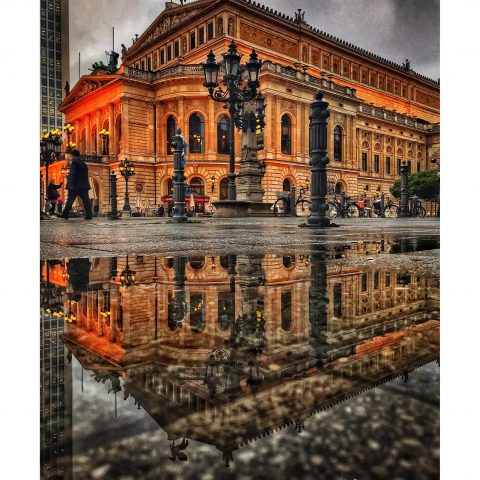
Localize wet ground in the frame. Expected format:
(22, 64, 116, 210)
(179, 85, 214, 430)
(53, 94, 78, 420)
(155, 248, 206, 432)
(40, 217, 439, 480)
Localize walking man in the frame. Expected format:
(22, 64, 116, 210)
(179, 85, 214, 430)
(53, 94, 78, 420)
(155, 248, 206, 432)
(60, 150, 93, 220)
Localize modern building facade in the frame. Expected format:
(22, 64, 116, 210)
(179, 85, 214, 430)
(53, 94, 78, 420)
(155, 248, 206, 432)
(48, 0, 439, 214)
(41, 0, 70, 135)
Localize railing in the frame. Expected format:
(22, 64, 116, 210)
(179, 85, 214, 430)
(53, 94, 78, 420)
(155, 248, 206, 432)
(358, 104, 429, 130)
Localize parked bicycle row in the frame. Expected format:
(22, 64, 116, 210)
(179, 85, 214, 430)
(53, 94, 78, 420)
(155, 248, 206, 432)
(273, 188, 427, 218)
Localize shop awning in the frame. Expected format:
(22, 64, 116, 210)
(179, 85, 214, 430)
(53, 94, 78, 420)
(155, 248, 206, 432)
(160, 194, 210, 204)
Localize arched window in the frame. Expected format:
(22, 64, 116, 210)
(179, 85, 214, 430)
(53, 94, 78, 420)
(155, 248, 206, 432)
(219, 177, 229, 200)
(189, 177, 205, 195)
(166, 115, 176, 155)
(282, 178, 291, 193)
(166, 178, 173, 195)
(334, 126, 342, 161)
(217, 114, 229, 154)
(189, 113, 204, 153)
(281, 115, 292, 154)
(190, 293, 206, 332)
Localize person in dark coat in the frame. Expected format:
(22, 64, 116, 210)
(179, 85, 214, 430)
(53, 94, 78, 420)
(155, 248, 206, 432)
(60, 150, 93, 220)
(67, 257, 91, 301)
(47, 179, 63, 214)
(157, 204, 165, 217)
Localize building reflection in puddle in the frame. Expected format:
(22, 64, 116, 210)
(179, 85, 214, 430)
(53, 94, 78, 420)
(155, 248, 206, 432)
(40, 239, 439, 475)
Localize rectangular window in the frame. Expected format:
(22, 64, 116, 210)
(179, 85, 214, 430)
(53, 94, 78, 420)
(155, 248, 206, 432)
(417, 161, 421, 172)
(207, 22, 214, 40)
(361, 152, 367, 172)
(361, 272, 368, 292)
(167, 45, 172, 61)
(385, 271, 391, 287)
(174, 41, 179, 58)
(190, 31, 196, 49)
(386, 156, 391, 175)
(160, 49, 165, 65)
(147, 57, 151, 71)
(374, 154, 379, 173)
(199, 27, 205, 45)
(397, 158, 401, 175)
(333, 284, 342, 318)
(141, 60, 145, 70)
(373, 271, 379, 289)
(407, 160, 412, 174)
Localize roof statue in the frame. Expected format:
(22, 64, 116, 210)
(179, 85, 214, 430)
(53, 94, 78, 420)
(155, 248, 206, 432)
(89, 50, 119, 74)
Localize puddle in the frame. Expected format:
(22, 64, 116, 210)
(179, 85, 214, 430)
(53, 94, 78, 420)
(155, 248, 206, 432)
(40, 242, 439, 479)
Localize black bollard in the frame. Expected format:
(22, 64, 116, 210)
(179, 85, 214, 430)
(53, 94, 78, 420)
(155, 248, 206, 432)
(303, 90, 337, 227)
(171, 128, 188, 223)
(398, 162, 410, 217)
(108, 171, 120, 220)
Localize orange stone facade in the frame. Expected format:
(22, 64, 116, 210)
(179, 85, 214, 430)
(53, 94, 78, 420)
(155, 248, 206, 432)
(46, 0, 440, 215)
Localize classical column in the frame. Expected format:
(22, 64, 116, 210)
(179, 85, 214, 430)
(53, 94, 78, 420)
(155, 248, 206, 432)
(121, 99, 129, 155)
(85, 115, 91, 154)
(109, 103, 115, 156)
(236, 101, 264, 203)
(147, 101, 155, 157)
(207, 97, 215, 155)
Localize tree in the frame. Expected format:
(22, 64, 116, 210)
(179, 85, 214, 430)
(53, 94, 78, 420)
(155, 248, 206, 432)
(390, 170, 440, 200)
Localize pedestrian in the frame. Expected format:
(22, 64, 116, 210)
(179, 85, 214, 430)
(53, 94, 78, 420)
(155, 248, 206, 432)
(47, 179, 63, 216)
(157, 204, 165, 217)
(60, 150, 93, 220)
(56, 195, 64, 214)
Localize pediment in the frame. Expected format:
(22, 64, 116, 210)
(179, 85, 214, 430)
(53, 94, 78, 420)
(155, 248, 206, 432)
(59, 75, 120, 110)
(126, 0, 220, 58)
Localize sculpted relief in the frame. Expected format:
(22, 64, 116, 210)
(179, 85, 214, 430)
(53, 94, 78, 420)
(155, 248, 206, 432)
(138, 9, 202, 50)
(240, 23, 297, 58)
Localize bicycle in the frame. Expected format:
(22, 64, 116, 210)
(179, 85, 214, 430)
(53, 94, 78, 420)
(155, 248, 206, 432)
(273, 187, 311, 217)
(327, 194, 361, 218)
(370, 194, 398, 218)
(408, 195, 426, 218)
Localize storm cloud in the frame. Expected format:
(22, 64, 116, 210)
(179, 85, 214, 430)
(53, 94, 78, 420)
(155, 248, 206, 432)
(69, 0, 439, 85)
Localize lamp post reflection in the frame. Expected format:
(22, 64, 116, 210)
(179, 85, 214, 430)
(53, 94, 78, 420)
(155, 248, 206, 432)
(309, 245, 329, 364)
(168, 256, 187, 329)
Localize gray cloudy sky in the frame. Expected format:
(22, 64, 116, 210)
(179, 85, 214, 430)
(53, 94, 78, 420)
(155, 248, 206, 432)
(69, 0, 439, 86)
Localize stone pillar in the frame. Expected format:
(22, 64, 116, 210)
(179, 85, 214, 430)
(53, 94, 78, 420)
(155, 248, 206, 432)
(85, 115, 91, 153)
(207, 98, 215, 155)
(236, 101, 264, 202)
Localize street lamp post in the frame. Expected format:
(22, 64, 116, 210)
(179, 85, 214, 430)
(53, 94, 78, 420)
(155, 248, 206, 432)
(100, 128, 110, 155)
(171, 128, 188, 223)
(431, 158, 440, 217)
(202, 42, 263, 201)
(40, 129, 63, 214)
(398, 162, 410, 217)
(119, 158, 135, 213)
(302, 90, 337, 227)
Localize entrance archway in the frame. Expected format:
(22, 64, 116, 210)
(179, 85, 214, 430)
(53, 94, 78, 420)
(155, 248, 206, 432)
(335, 182, 345, 194)
(219, 177, 229, 200)
(89, 176, 101, 214)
